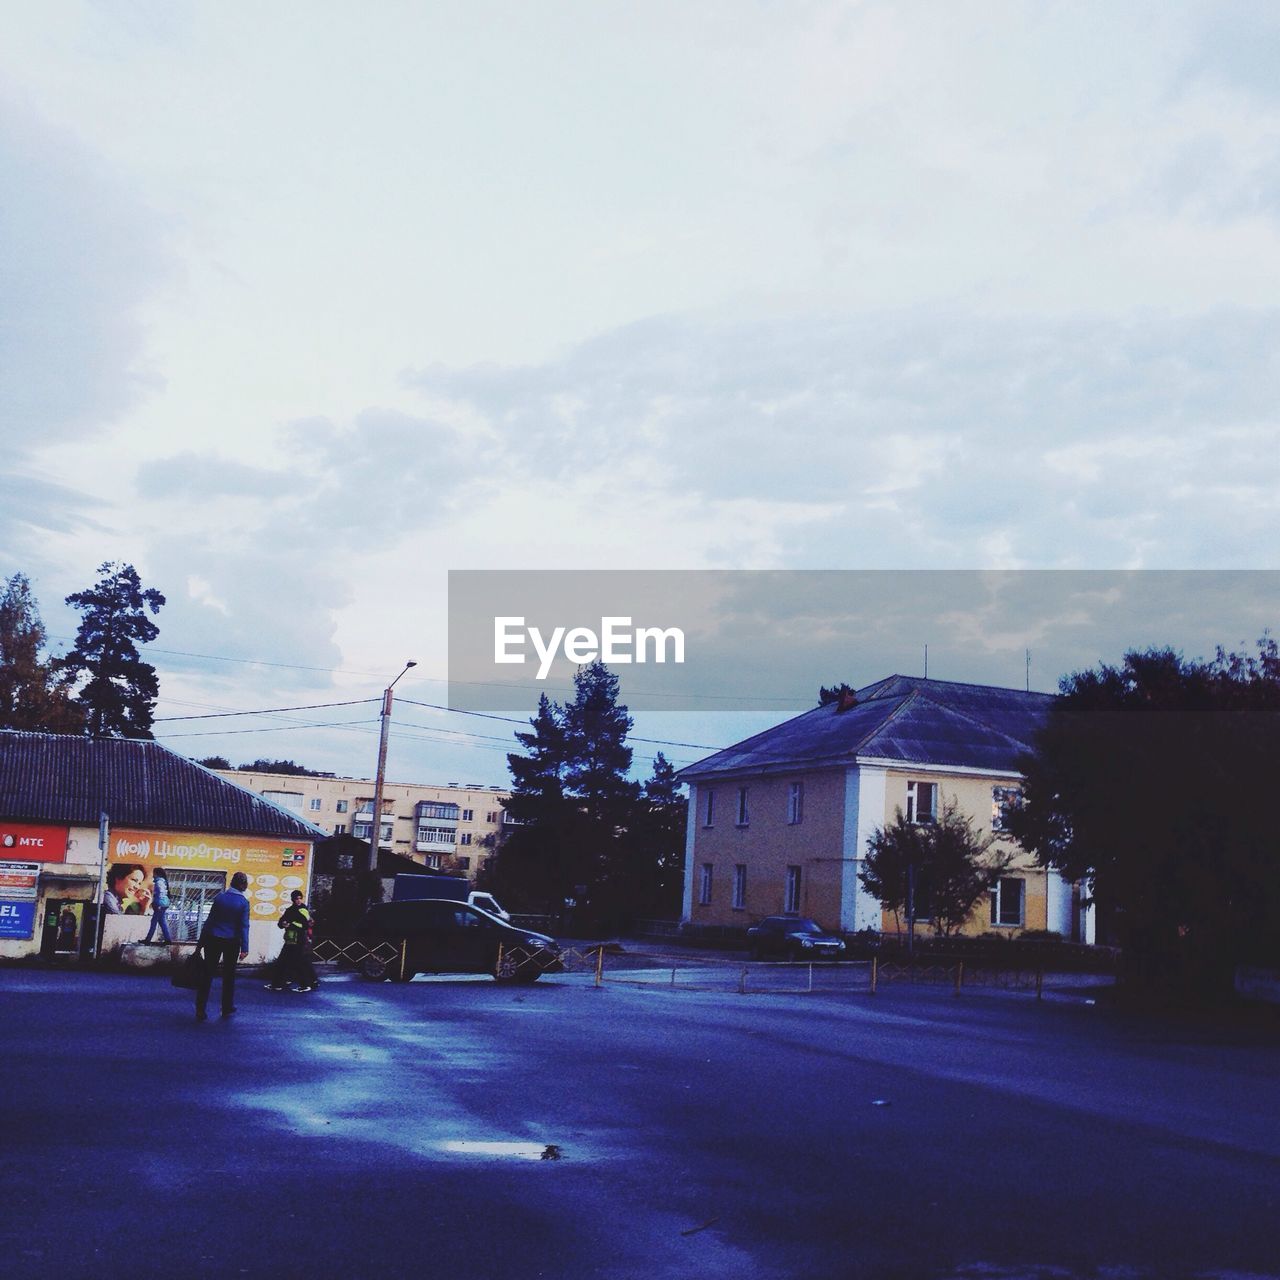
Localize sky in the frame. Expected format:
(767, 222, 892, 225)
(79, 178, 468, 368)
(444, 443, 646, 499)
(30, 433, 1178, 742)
(3, 0, 1279, 787)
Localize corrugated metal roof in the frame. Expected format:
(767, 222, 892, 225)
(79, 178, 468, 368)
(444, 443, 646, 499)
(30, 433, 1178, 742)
(678, 676, 1053, 780)
(0, 731, 326, 839)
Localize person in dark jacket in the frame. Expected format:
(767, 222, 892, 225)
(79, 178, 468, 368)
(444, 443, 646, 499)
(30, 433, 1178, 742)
(195, 871, 251, 1021)
(265, 890, 318, 992)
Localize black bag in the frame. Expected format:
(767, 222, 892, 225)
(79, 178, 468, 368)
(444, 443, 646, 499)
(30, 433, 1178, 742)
(170, 951, 205, 990)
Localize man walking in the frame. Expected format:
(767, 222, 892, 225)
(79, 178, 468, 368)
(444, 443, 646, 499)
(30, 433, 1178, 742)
(195, 870, 251, 1021)
(266, 889, 318, 993)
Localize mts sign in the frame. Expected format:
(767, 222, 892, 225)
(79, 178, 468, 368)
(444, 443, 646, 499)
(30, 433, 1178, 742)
(0, 822, 70, 862)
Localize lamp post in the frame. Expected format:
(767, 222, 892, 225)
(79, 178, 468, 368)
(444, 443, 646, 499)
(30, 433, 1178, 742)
(367, 661, 416, 874)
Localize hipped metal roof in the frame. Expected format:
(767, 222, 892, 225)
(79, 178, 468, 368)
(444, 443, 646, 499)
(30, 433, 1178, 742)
(678, 675, 1054, 781)
(0, 730, 326, 840)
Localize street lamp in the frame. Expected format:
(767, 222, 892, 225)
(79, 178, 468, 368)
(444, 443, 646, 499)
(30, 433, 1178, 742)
(367, 661, 416, 874)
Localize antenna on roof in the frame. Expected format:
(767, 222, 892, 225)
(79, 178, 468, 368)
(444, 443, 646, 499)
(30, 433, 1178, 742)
(1025, 649, 1031, 692)
(923, 644, 928, 679)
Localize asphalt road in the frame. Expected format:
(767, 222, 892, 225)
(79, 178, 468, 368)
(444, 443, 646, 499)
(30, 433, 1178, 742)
(1, 964, 1277, 1280)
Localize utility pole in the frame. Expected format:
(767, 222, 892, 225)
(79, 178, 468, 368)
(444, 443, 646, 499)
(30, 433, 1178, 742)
(367, 661, 416, 874)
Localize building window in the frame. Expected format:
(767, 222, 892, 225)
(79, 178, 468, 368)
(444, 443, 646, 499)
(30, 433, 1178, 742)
(699, 863, 713, 906)
(787, 781, 803, 825)
(991, 786, 1021, 832)
(336, 800, 349, 814)
(417, 826, 457, 845)
(333, 823, 347, 835)
(486, 811, 499, 823)
(459, 832, 473, 846)
(263, 790, 303, 814)
(417, 801, 460, 821)
(737, 787, 749, 826)
(455, 856, 471, 871)
(703, 790, 715, 827)
(308, 797, 322, 812)
(732, 864, 746, 911)
(462, 808, 473, 821)
(905, 780, 937, 825)
(784, 865, 801, 914)
(991, 877, 1025, 927)
(166, 869, 226, 943)
(354, 820, 393, 843)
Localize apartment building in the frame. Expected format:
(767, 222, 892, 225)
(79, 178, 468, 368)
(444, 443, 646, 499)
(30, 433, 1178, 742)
(215, 769, 512, 880)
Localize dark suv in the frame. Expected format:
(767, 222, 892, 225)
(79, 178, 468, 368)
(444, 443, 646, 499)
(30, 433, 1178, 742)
(746, 916, 846, 962)
(354, 899, 563, 983)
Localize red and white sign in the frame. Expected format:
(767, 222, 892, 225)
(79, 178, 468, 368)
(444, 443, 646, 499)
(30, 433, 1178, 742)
(0, 822, 70, 862)
(0, 861, 41, 896)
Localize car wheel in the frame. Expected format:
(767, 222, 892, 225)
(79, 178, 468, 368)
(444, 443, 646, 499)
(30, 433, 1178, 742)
(359, 954, 392, 981)
(493, 952, 523, 983)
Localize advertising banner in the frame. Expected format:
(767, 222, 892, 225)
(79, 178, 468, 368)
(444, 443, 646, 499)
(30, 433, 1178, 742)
(0, 861, 40, 939)
(107, 831, 312, 921)
(0, 822, 69, 862)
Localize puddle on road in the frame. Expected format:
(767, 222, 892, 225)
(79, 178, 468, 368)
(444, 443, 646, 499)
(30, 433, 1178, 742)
(437, 1140, 565, 1161)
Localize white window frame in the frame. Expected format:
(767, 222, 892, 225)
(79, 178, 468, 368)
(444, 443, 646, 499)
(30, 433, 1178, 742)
(991, 876, 1025, 927)
(704, 789, 715, 828)
(732, 864, 746, 911)
(905, 780, 937, 825)
(784, 865, 801, 914)
(737, 787, 750, 827)
(308, 797, 323, 812)
(699, 863, 713, 906)
(787, 781, 804, 825)
(335, 800, 349, 814)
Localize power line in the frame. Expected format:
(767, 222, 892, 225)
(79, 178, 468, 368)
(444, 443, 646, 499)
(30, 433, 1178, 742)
(397, 697, 719, 750)
(154, 698, 377, 722)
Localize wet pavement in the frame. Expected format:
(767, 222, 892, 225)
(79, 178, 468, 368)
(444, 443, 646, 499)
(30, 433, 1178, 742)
(0, 965, 1277, 1279)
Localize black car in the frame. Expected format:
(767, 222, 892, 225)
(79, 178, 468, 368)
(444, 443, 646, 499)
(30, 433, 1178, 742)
(746, 916, 846, 962)
(354, 899, 563, 983)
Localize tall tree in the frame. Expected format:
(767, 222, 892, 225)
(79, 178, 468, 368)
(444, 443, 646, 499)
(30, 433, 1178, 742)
(0, 573, 84, 732)
(485, 696, 572, 912)
(60, 561, 166, 738)
(488, 666, 654, 929)
(623, 751, 688, 920)
(1007, 641, 1280, 999)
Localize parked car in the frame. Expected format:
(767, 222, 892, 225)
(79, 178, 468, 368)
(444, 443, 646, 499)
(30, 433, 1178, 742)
(353, 899, 562, 983)
(746, 916, 846, 961)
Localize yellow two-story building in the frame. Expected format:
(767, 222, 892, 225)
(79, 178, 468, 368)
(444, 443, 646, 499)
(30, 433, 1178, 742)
(678, 676, 1086, 940)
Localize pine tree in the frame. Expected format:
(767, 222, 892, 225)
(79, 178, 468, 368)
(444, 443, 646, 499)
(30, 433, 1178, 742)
(60, 561, 166, 738)
(486, 696, 572, 912)
(0, 573, 84, 732)
(625, 751, 687, 919)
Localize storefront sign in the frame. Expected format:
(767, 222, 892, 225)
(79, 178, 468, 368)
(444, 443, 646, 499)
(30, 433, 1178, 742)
(0, 822, 69, 862)
(108, 830, 312, 919)
(0, 861, 40, 939)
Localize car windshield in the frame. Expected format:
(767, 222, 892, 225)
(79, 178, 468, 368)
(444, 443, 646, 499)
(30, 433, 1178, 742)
(788, 919, 824, 934)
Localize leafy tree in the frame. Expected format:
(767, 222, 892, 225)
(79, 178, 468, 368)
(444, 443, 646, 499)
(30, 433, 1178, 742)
(0, 573, 84, 732)
(234, 758, 330, 776)
(59, 561, 165, 738)
(196, 756, 233, 770)
(1008, 641, 1280, 999)
(860, 799, 1005, 942)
